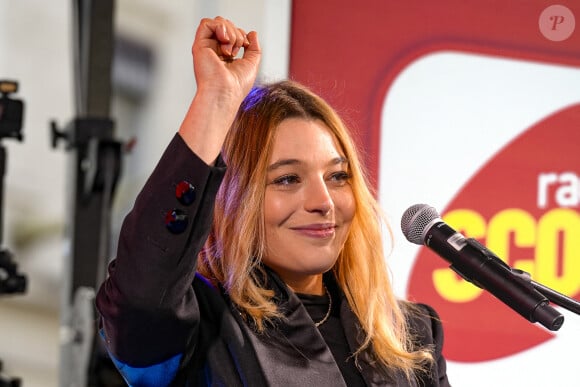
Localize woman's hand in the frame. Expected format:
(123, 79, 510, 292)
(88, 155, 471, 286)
(193, 16, 261, 102)
(179, 17, 261, 165)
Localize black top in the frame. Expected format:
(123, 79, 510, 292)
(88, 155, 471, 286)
(297, 285, 367, 386)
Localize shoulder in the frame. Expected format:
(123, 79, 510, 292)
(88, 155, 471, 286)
(402, 302, 444, 350)
(402, 302, 452, 386)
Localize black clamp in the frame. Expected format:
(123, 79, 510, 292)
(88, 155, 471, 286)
(50, 117, 123, 201)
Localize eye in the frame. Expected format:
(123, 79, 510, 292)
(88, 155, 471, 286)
(271, 174, 300, 186)
(329, 171, 351, 185)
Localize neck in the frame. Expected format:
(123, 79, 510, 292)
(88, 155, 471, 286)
(284, 274, 325, 295)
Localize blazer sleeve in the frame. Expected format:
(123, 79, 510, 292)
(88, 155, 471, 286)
(95, 133, 226, 367)
(408, 303, 452, 387)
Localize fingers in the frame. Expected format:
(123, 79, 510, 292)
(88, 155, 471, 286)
(197, 16, 251, 60)
(191, 15, 261, 94)
(228, 27, 249, 58)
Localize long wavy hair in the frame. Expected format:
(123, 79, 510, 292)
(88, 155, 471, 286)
(198, 80, 432, 378)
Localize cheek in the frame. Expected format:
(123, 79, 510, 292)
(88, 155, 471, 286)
(335, 189, 356, 222)
(264, 192, 294, 226)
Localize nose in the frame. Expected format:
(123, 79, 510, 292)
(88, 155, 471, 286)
(304, 178, 333, 215)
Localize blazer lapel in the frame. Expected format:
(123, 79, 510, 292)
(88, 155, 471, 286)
(237, 268, 347, 386)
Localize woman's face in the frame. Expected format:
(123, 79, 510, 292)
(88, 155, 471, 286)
(262, 118, 355, 293)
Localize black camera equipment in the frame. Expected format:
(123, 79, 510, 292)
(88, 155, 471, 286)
(0, 80, 24, 141)
(0, 80, 27, 295)
(0, 79, 26, 387)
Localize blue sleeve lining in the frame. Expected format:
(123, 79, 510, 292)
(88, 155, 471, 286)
(101, 330, 183, 387)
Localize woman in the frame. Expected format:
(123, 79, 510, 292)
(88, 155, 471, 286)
(96, 16, 450, 386)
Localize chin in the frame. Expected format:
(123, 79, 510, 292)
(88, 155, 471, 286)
(304, 257, 338, 274)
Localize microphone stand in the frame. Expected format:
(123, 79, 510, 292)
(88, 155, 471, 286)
(464, 238, 579, 331)
(509, 267, 580, 325)
(529, 277, 580, 315)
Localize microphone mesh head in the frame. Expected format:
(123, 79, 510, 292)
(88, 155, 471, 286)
(401, 204, 440, 245)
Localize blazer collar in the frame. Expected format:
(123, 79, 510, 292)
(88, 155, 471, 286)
(261, 267, 413, 387)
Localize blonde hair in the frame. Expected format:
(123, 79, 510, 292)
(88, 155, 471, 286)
(198, 80, 432, 379)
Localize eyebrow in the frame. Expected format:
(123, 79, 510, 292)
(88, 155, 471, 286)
(267, 156, 348, 171)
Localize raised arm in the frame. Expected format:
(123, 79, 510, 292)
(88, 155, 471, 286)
(95, 17, 261, 377)
(179, 16, 261, 165)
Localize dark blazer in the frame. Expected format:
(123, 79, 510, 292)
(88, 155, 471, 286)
(96, 134, 451, 387)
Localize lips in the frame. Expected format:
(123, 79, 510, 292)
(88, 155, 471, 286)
(291, 224, 337, 238)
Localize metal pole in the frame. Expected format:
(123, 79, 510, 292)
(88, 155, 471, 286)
(54, 1, 124, 385)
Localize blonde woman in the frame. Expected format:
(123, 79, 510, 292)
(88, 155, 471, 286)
(96, 16, 450, 386)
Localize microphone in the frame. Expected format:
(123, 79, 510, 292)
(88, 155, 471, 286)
(401, 204, 564, 331)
